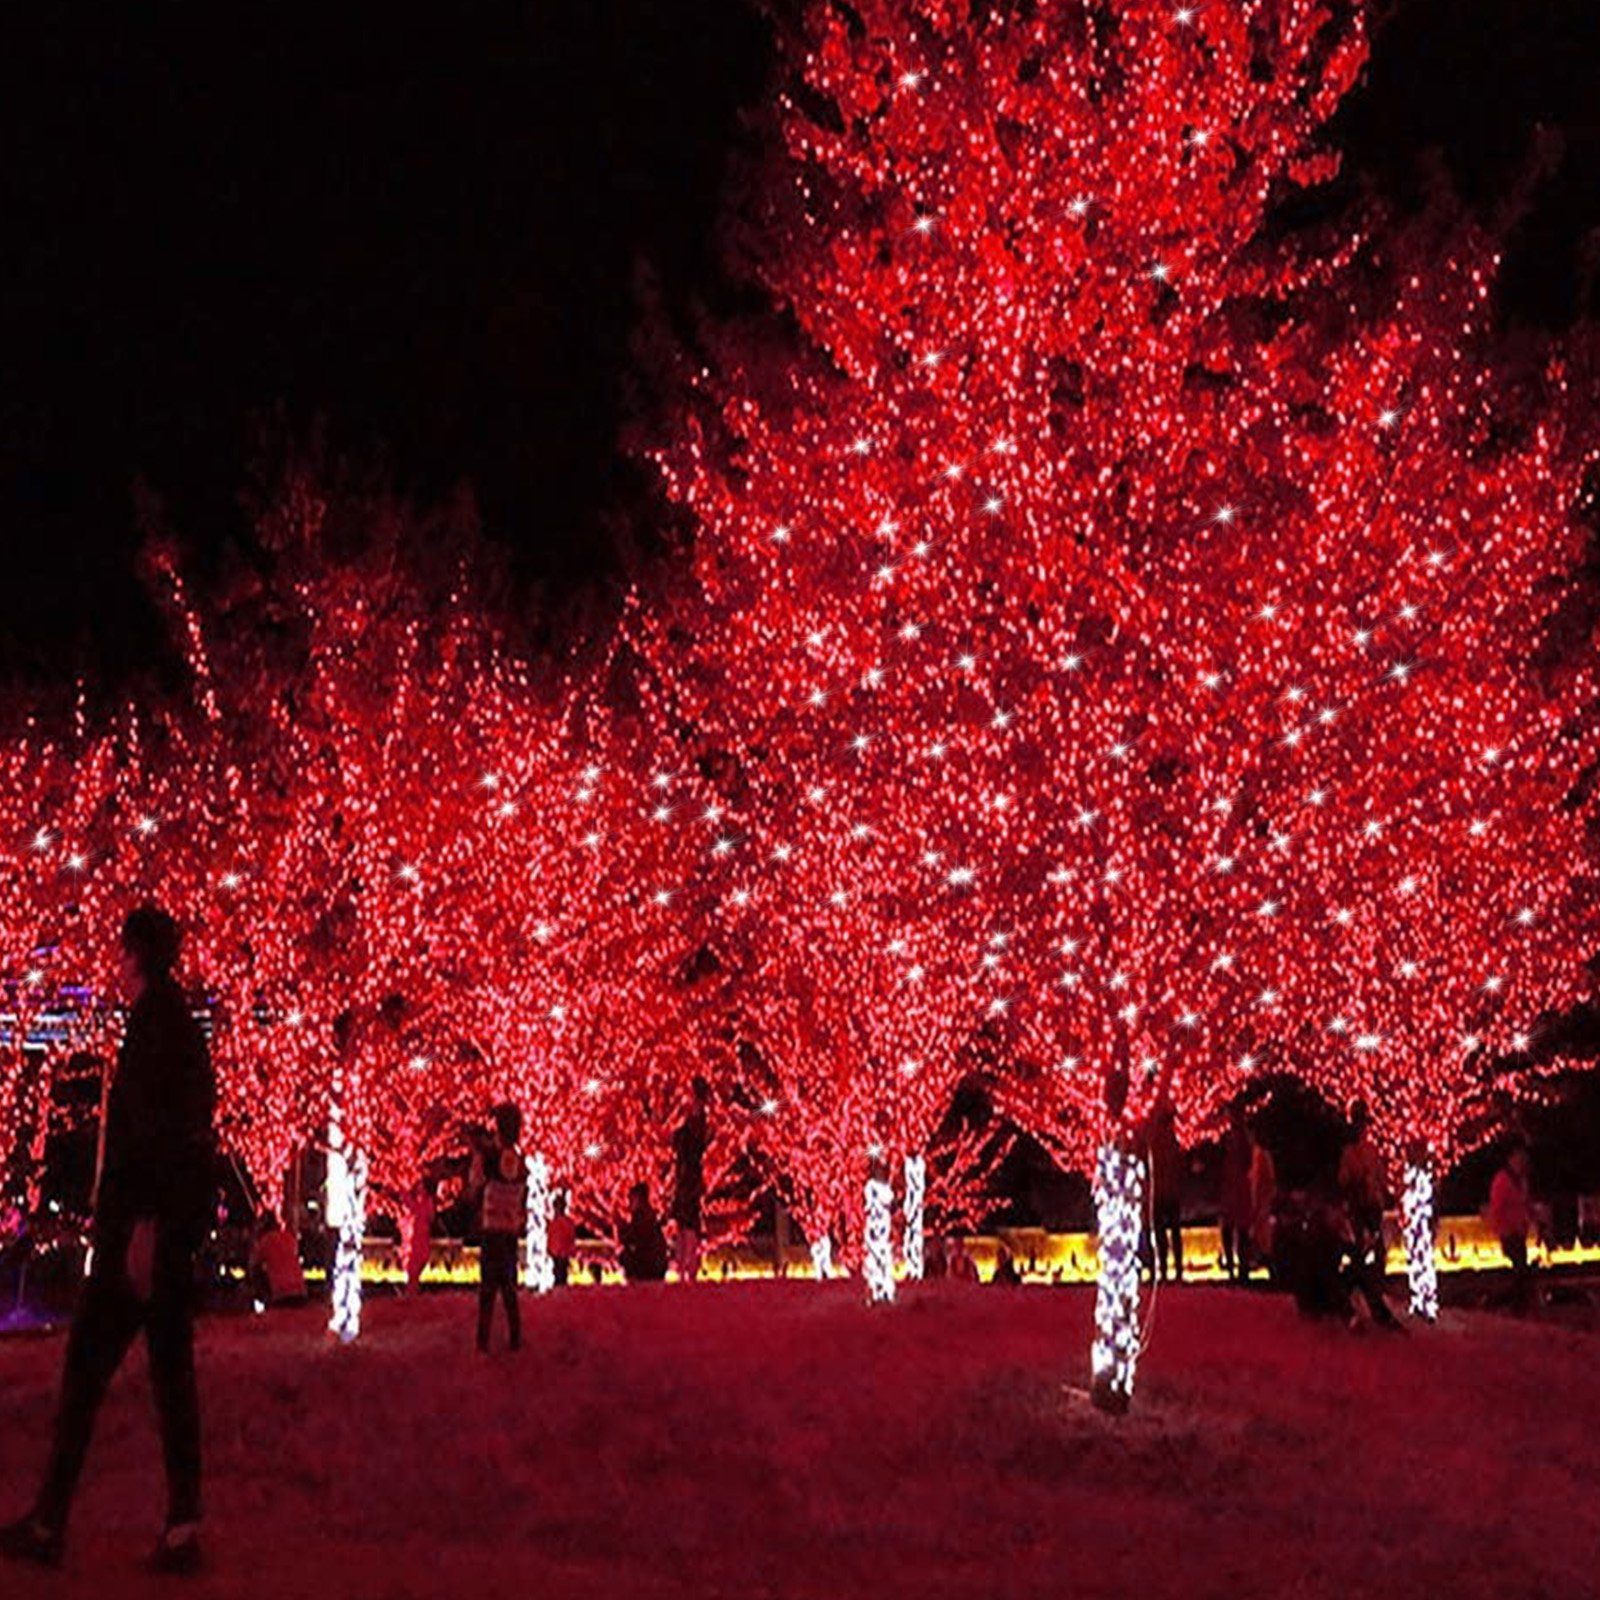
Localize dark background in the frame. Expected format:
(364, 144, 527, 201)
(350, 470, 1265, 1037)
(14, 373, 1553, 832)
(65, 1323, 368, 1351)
(2, 0, 1598, 688)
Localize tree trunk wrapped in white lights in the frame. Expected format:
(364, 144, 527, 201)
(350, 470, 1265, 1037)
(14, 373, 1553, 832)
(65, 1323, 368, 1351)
(523, 1151, 553, 1293)
(1090, 1142, 1144, 1413)
(810, 1233, 833, 1280)
(863, 1175, 895, 1303)
(327, 1136, 367, 1344)
(1401, 1161, 1438, 1321)
(902, 1153, 926, 1280)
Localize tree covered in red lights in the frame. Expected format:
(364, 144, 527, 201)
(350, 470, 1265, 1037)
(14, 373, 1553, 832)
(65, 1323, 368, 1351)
(634, 0, 1598, 1371)
(140, 459, 745, 1323)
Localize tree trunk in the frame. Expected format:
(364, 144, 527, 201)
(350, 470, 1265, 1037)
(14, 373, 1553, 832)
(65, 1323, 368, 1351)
(1090, 1140, 1144, 1413)
(327, 1131, 366, 1343)
(523, 1151, 553, 1293)
(863, 1175, 895, 1303)
(1401, 1160, 1438, 1321)
(902, 1153, 926, 1280)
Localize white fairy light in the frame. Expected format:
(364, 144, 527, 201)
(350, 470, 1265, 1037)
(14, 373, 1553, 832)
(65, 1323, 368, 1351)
(524, 1152, 554, 1293)
(326, 1118, 366, 1345)
(902, 1153, 927, 1280)
(1401, 1162, 1438, 1321)
(1090, 1143, 1145, 1413)
(810, 1234, 833, 1280)
(863, 1174, 896, 1303)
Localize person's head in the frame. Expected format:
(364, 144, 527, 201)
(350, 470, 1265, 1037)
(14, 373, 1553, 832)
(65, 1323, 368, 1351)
(553, 1190, 568, 1216)
(945, 1232, 964, 1260)
(691, 1076, 710, 1107)
(120, 904, 181, 993)
(630, 1180, 652, 1214)
(1348, 1099, 1370, 1139)
(1507, 1137, 1530, 1178)
(492, 1101, 523, 1146)
(259, 1208, 280, 1233)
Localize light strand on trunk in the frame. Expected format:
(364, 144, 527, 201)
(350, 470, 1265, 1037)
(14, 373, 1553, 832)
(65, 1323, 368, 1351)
(902, 1153, 926, 1280)
(328, 1140, 367, 1344)
(1090, 1143, 1144, 1413)
(524, 1151, 553, 1293)
(863, 1175, 895, 1303)
(1401, 1162, 1439, 1322)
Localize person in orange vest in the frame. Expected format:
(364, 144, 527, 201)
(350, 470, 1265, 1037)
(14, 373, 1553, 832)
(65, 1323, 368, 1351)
(1488, 1138, 1536, 1311)
(249, 1210, 306, 1308)
(469, 1103, 527, 1352)
(547, 1190, 577, 1287)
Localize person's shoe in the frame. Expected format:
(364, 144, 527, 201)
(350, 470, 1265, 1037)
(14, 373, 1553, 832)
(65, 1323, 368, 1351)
(149, 1521, 203, 1575)
(0, 1514, 64, 1568)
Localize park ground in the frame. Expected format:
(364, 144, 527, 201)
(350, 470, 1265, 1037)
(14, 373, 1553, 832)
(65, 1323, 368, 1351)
(2, 1281, 1597, 1600)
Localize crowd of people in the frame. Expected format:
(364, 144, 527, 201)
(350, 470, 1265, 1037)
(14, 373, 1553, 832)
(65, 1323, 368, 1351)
(0, 902, 1569, 1576)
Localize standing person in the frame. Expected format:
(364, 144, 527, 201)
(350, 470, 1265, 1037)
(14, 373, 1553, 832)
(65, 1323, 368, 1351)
(547, 1190, 577, 1287)
(1143, 1095, 1185, 1282)
(1489, 1138, 1536, 1312)
(1247, 1124, 1278, 1276)
(946, 1234, 980, 1283)
(470, 1103, 526, 1353)
(619, 1182, 669, 1282)
(772, 1196, 793, 1279)
(403, 1176, 436, 1296)
(2, 906, 215, 1574)
(1218, 1104, 1255, 1283)
(1338, 1100, 1387, 1277)
(670, 1077, 711, 1282)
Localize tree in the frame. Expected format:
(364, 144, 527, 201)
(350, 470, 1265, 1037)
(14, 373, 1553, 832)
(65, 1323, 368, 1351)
(633, 0, 1597, 1396)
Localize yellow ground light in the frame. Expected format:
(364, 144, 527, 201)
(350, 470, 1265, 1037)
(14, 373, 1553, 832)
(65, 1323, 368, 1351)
(312, 1214, 1600, 1288)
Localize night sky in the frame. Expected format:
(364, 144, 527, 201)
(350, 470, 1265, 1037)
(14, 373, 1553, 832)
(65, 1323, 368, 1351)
(3, 0, 1597, 689)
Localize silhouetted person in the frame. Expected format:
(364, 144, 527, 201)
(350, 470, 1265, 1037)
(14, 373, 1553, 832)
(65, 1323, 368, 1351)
(1287, 1194, 1399, 1330)
(1219, 1104, 1255, 1282)
(470, 1103, 526, 1351)
(619, 1182, 669, 1282)
(670, 1077, 711, 1281)
(3, 906, 215, 1574)
(991, 1242, 1022, 1286)
(1143, 1096, 1185, 1282)
(946, 1233, 980, 1283)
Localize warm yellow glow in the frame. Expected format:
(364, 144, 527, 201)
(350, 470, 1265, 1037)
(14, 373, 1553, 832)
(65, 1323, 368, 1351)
(308, 1215, 1600, 1289)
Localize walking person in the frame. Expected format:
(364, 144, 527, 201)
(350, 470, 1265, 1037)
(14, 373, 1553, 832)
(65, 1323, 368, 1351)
(2, 906, 216, 1573)
(670, 1076, 711, 1282)
(470, 1103, 526, 1352)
